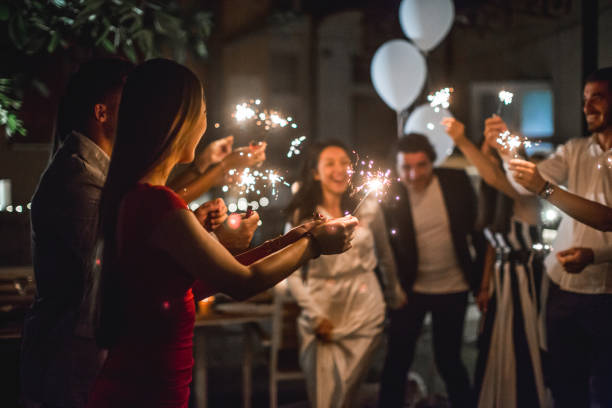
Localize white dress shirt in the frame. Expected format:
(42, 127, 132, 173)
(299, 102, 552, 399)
(512, 135, 612, 294)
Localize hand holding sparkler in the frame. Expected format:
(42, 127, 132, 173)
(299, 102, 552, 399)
(216, 211, 261, 254)
(220, 143, 267, 174)
(507, 159, 547, 194)
(309, 215, 359, 255)
(194, 135, 234, 174)
(441, 117, 468, 147)
(194, 198, 228, 231)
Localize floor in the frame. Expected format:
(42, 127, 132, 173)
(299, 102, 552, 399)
(198, 302, 481, 408)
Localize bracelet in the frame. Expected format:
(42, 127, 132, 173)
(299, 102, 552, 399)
(538, 181, 555, 199)
(303, 231, 321, 259)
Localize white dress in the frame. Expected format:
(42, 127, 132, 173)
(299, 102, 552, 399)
(287, 198, 405, 407)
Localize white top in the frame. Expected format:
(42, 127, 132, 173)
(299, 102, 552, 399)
(509, 135, 612, 294)
(409, 176, 469, 294)
(287, 197, 406, 331)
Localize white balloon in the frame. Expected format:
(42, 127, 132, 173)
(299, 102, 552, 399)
(399, 0, 455, 52)
(404, 104, 455, 166)
(370, 39, 427, 112)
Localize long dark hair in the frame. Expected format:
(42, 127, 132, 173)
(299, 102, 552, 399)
(94, 58, 203, 347)
(285, 140, 357, 225)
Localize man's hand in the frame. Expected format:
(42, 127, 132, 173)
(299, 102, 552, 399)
(476, 288, 490, 314)
(314, 317, 334, 342)
(507, 159, 547, 193)
(215, 211, 260, 254)
(441, 117, 467, 146)
(194, 198, 228, 231)
(556, 247, 595, 274)
(194, 135, 234, 174)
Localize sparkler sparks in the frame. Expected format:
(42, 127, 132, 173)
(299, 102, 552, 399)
(224, 167, 291, 199)
(350, 160, 393, 215)
(498, 90, 514, 105)
(496, 130, 533, 158)
(287, 136, 307, 158)
(427, 87, 454, 112)
(232, 100, 296, 130)
(496, 90, 514, 115)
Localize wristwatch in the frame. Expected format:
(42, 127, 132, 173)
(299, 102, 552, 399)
(538, 181, 555, 199)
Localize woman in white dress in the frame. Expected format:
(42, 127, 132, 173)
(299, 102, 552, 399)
(285, 141, 406, 408)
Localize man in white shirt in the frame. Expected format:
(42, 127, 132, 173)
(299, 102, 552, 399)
(379, 133, 485, 408)
(486, 66, 612, 408)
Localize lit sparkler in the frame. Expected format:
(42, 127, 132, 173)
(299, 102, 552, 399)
(287, 136, 307, 158)
(427, 87, 454, 112)
(350, 160, 393, 215)
(496, 90, 514, 115)
(223, 167, 291, 199)
(496, 130, 532, 159)
(232, 100, 297, 131)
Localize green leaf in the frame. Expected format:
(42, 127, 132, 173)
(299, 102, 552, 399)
(100, 38, 116, 53)
(47, 31, 60, 52)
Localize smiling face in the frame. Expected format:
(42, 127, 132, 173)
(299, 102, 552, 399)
(314, 146, 352, 197)
(583, 81, 611, 133)
(396, 151, 434, 192)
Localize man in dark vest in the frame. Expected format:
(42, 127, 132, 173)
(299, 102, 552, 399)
(379, 133, 485, 408)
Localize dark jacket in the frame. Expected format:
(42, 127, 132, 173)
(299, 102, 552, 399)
(21, 132, 108, 407)
(382, 168, 486, 294)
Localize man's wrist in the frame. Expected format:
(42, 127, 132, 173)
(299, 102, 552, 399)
(538, 181, 555, 199)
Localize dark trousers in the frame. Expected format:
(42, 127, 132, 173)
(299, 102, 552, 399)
(379, 291, 473, 408)
(546, 282, 612, 408)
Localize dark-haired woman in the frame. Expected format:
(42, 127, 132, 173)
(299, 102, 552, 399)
(285, 141, 406, 408)
(443, 117, 548, 407)
(86, 59, 358, 408)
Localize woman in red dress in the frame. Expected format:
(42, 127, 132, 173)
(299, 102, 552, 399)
(87, 58, 358, 408)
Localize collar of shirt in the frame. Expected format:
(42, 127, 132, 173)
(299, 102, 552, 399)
(65, 131, 111, 178)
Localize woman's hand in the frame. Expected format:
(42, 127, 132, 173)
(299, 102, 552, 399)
(441, 117, 467, 146)
(194, 198, 228, 231)
(194, 135, 234, 174)
(315, 317, 334, 342)
(221, 143, 267, 172)
(310, 215, 359, 255)
(507, 159, 547, 193)
(215, 211, 261, 254)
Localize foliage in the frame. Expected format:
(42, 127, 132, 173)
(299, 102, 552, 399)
(0, 79, 27, 138)
(0, 0, 214, 138)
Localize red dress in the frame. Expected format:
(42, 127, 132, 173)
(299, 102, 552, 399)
(88, 184, 214, 408)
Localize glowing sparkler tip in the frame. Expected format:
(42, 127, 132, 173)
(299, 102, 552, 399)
(428, 87, 453, 109)
(498, 90, 514, 105)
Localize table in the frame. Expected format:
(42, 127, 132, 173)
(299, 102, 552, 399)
(193, 304, 273, 408)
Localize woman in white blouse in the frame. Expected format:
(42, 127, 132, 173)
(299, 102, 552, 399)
(285, 140, 406, 407)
